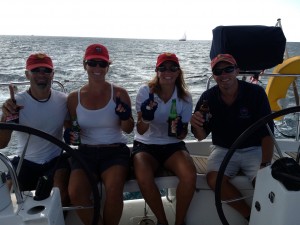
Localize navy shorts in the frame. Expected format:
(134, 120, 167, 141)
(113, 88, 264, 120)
(132, 140, 188, 165)
(71, 143, 130, 176)
(8, 153, 70, 191)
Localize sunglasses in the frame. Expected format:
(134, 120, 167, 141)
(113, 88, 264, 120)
(156, 66, 180, 73)
(30, 67, 53, 74)
(213, 66, 236, 76)
(85, 60, 109, 68)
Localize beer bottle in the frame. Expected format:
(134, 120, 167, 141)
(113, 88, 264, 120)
(71, 118, 81, 145)
(199, 100, 210, 125)
(168, 99, 177, 137)
(6, 84, 19, 123)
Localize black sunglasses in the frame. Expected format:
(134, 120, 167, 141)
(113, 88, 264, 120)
(156, 65, 180, 73)
(213, 66, 236, 76)
(85, 60, 109, 68)
(30, 67, 53, 74)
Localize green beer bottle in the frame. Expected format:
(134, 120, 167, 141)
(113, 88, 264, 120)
(168, 99, 177, 137)
(71, 118, 81, 145)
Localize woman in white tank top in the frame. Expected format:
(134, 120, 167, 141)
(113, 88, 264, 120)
(67, 44, 134, 225)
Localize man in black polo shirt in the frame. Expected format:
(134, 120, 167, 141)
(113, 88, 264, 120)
(190, 54, 274, 222)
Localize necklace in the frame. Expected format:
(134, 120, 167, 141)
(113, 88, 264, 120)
(28, 89, 51, 103)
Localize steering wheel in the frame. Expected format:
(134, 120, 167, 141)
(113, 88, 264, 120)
(215, 106, 300, 225)
(0, 122, 100, 225)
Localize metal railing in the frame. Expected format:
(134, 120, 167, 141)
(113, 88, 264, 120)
(0, 153, 23, 204)
(0, 80, 66, 93)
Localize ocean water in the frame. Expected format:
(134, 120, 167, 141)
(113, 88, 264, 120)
(0, 36, 211, 149)
(1, 36, 300, 150)
(0, 35, 300, 200)
(0, 36, 205, 145)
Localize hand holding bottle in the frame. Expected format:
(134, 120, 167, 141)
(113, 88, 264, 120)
(175, 116, 183, 137)
(63, 117, 81, 145)
(141, 92, 158, 121)
(4, 84, 22, 123)
(63, 128, 71, 145)
(191, 111, 204, 128)
(191, 100, 211, 129)
(199, 100, 211, 126)
(63, 126, 81, 145)
(115, 94, 131, 121)
(168, 99, 177, 136)
(71, 119, 81, 145)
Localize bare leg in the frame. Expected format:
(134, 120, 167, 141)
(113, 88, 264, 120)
(68, 169, 97, 225)
(133, 152, 169, 225)
(165, 151, 196, 225)
(6, 179, 12, 190)
(101, 165, 128, 225)
(206, 171, 251, 218)
(53, 168, 70, 207)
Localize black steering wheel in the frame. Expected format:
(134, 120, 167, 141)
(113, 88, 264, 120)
(0, 122, 100, 225)
(215, 106, 300, 225)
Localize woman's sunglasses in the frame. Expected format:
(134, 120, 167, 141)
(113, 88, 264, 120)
(85, 60, 109, 68)
(156, 65, 180, 73)
(213, 66, 236, 76)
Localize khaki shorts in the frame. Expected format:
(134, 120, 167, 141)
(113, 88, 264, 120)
(207, 145, 262, 181)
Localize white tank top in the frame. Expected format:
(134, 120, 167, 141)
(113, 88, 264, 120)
(76, 84, 127, 145)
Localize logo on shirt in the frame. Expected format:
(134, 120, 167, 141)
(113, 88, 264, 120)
(239, 107, 251, 119)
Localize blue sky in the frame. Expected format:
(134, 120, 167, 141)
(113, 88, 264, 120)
(1, 0, 299, 41)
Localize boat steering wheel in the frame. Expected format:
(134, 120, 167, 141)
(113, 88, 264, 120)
(0, 122, 101, 225)
(215, 106, 300, 225)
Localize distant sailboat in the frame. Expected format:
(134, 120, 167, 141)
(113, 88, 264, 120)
(179, 32, 186, 41)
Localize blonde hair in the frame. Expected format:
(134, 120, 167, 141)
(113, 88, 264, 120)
(148, 68, 190, 101)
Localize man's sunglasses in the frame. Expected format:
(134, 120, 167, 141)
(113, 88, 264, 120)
(213, 66, 236, 76)
(85, 60, 109, 68)
(30, 67, 53, 74)
(156, 66, 180, 73)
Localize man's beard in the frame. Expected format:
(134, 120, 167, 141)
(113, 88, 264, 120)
(36, 82, 50, 89)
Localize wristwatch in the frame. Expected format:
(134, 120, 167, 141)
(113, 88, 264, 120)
(260, 162, 271, 167)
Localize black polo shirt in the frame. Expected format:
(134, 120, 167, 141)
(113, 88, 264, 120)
(193, 79, 273, 148)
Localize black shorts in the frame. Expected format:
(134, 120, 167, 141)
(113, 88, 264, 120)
(71, 143, 130, 176)
(8, 152, 70, 191)
(132, 140, 188, 165)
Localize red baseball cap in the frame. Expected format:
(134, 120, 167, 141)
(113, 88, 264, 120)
(26, 53, 53, 70)
(211, 54, 237, 69)
(156, 52, 179, 67)
(84, 44, 110, 62)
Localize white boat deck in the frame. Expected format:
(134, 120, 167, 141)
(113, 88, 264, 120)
(2, 137, 300, 225)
